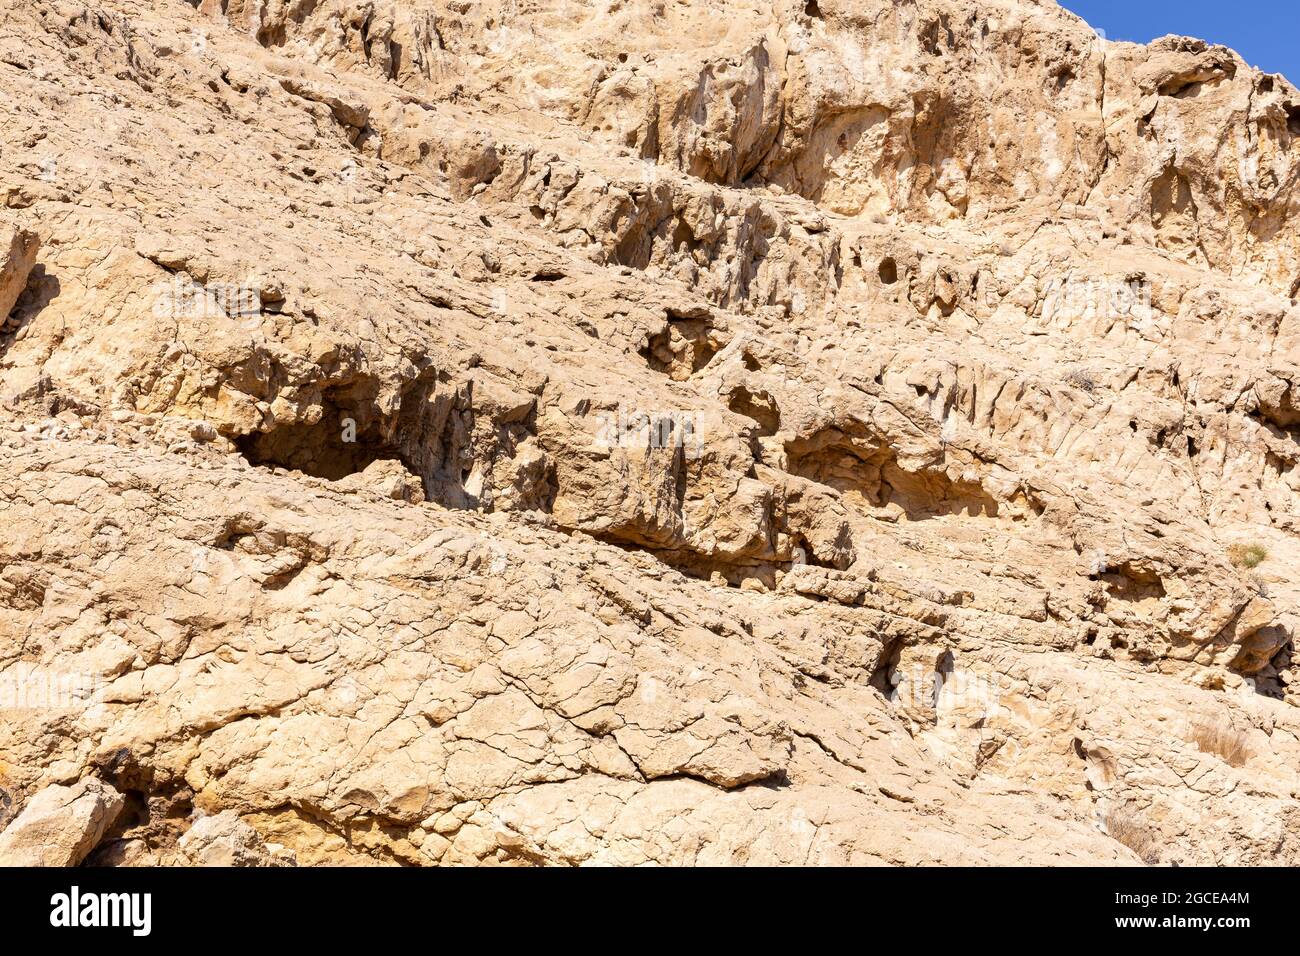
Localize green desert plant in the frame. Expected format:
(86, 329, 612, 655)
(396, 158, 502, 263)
(1226, 543, 1268, 570)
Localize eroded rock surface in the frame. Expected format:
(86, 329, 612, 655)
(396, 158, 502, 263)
(0, 0, 1297, 865)
(0, 777, 124, 866)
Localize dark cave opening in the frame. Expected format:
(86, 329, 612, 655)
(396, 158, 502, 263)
(235, 406, 407, 482)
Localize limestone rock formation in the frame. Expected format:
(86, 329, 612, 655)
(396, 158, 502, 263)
(176, 810, 297, 866)
(0, 777, 124, 866)
(0, 0, 1297, 865)
(0, 225, 39, 324)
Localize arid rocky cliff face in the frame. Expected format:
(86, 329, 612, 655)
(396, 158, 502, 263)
(0, 0, 1298, 866)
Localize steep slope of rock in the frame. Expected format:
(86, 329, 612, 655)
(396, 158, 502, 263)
(0, 0, 1296, 865)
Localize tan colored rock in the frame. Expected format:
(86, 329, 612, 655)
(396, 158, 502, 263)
(0, 778, 124, 867)
(0, 223, 38, 319)
(0, 0, 1296, 867)
(178, 811, 297, 867)
(335, 457, 428, 504)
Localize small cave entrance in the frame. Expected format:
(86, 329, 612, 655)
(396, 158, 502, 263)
(869, 637, 904, 698)
(235, 406, 407, 482)
(932, 649, 955, 707)
(790, 532, 840, 570)
(234, 378, 424, 484)
(727, 386, 780, 436)
(1099, 562, 1166, 603)
(641, 311, 723, 381)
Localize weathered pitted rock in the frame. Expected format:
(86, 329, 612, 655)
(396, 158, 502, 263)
(0, 0, 1296, 866)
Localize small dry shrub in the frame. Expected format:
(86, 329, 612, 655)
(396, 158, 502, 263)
(1103, 805, 1161, 864)
(1065, 368, 1097, 392)
(1190, 721, 1251, 768)
(1227, 543, 1268, 569)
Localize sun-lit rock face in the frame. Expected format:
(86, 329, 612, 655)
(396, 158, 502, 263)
(0, 0, 1297, 866)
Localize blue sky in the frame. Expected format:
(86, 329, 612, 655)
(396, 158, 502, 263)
(1058, 1, 1300, 85)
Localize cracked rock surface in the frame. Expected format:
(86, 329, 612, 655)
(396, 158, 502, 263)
(0, 0, 1297, 865)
